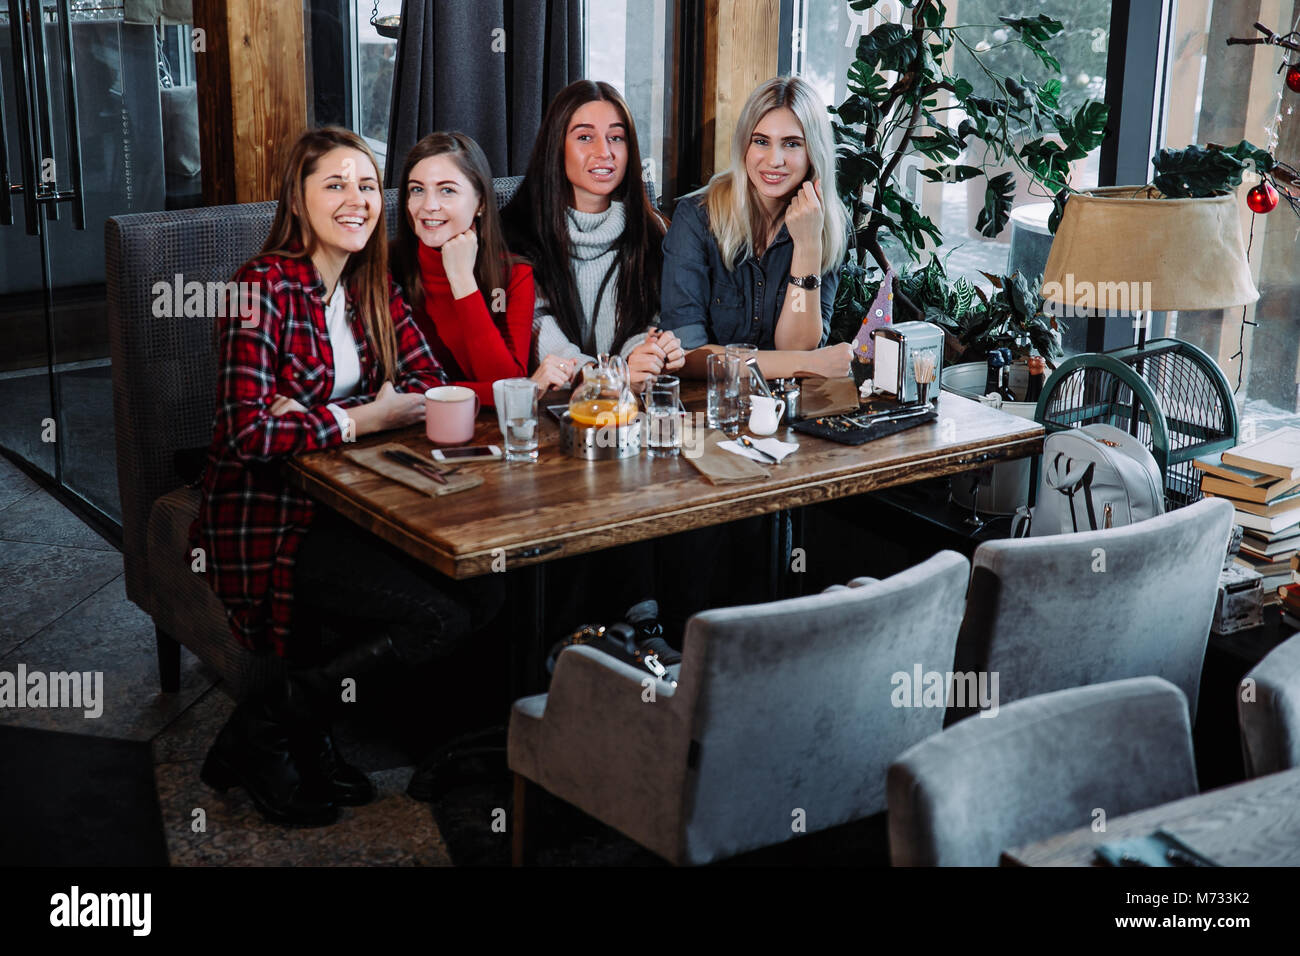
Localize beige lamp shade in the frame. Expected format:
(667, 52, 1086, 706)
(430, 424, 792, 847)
(1040, 185, 1259, 312)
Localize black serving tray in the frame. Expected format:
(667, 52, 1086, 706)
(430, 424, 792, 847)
(791, 406, 938, 445)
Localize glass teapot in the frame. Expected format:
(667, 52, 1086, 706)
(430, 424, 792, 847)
(568, 352, 638, 427)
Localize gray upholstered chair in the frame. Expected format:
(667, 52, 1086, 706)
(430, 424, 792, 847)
(106, 179, 523, 698)
(1238, 632, 1300, 777)
(951, 496, 1234, 724)
(888, 676, 1199, 866)
(507, 550, 970, 865)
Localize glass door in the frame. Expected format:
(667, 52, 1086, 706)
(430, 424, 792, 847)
(0, 0, 196, 529)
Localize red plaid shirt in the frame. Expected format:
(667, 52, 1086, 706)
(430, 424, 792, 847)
(192, 252, 444, 657)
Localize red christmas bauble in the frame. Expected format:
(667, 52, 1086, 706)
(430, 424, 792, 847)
(1287, 64, 1300, 93)
(1247, 180, 1279, 214)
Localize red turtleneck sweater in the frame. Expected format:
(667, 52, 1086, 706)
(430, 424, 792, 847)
(412, 244, 534, 406)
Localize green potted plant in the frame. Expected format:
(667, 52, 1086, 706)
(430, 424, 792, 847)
(829, 0, 1110, 366)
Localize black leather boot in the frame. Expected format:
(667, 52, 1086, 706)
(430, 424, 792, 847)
(287, 634, 404, 807)
(199, 678, 339, 827)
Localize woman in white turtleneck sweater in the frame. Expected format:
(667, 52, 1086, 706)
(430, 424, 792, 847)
(500, 80, 687, 666)
(503, 80, 685, 388)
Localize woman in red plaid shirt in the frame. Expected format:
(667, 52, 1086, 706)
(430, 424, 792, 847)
(194, 127, 501, 827)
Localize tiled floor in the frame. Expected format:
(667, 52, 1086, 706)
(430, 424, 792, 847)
(0, 455, 451, 866)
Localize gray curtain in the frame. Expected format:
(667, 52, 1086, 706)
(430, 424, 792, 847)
(385, 0, 584, 183)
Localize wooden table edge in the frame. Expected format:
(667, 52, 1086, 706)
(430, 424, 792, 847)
(287, 427, 1044, 579)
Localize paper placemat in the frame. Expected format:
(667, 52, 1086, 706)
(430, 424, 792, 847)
(800, 376, 861, 418)
(344, 443, 484, 496)
(686, 429, 771, 485)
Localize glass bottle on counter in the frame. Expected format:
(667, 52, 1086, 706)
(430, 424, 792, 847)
(985, 348, 1017, 402)
(984, 349, 1006, 398)
(1024, 355, 1046, 403)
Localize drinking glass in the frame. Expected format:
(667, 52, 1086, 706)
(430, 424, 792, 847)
(725, 342, 758, 415)
(644, 375, 682, 457)
(706, 353, 741, 435)
(500, 378, 539, 462)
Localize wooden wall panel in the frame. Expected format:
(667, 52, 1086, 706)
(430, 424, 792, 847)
(194, 0, 307, 205)
(701, 0, 783, 179)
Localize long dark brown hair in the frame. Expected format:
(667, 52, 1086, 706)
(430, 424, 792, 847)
(259, 126, 398, 383)
(501, 80, 665, 355)
(390, 131, 514, 316)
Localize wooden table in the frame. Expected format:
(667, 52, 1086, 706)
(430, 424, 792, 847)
(1002, 767, 1300, 866)
(285, 387, 1044, 580)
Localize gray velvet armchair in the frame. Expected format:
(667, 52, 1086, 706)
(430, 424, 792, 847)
(507, 550, 971, 865)
(106, 179, 522, 698)
(1238, 632, 1300, 777)
(951, 496, 1234, 724)
(888, 676, 1199, 866)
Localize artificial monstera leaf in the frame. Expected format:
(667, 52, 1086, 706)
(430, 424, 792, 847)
(1019, 138, 1071, 191)
(856, 23, 915, 75)
(1058, 101, 1109, 160)
(998, 13, 1064, 73)
(1048, 187, 1069, 234)
(975, 172, 1016, 238)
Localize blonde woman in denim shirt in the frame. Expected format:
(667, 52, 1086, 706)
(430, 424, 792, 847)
(660, 76, 852, 378)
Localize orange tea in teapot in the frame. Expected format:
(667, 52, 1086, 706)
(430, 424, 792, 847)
(568, 353, 637, 428)
(569, 398, 637, 427)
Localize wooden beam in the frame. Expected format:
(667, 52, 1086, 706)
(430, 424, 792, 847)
(700, 0, 783, 180)
(194, 0, 307, 205)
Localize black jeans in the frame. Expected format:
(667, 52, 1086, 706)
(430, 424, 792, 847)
(292, 509, 504, 668)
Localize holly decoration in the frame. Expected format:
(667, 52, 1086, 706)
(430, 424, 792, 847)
(1287, 64, 1300, 93)
(1247, 179, 1280, 213)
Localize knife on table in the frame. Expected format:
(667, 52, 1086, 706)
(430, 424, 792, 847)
(382, 448, 448, 485)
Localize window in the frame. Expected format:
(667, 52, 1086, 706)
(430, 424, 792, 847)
(353, 0, 400, 168)
(1157, 2, 1300, 425)
(305, 0, 398, 169)
(791, 0, 1112, 286)
(585, 0, 681, 207)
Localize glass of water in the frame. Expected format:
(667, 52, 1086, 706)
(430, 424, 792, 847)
(725, 342, 758, 416)
(706, 352, 741, 435)
(644, 375, 682, 457)
(500, 378, 539, 462)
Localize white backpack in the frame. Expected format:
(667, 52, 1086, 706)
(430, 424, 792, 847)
(1013, 423, 1165, 537)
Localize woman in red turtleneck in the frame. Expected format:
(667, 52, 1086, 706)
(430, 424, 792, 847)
(392, 132, 572, 403)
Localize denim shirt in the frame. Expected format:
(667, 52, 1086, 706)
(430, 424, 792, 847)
(659, 192, 840, 350)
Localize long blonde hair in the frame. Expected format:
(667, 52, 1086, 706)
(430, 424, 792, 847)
(705, 76, 847, 274)
(259, 127, 398, 383)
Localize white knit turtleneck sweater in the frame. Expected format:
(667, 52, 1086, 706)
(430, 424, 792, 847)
(531, 200, 653, 367)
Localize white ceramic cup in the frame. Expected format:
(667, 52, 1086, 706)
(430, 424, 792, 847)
(425, 385, 480, 445)
(748, 395, 786, 436)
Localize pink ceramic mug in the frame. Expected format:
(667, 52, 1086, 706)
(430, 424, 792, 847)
(425, 385, 480, 444)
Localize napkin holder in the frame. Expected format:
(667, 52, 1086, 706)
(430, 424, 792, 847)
(559, 410, 642, 460)
(871, 321, 944, 408)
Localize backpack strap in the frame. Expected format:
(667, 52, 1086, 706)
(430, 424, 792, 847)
(1062, 461, 1098, 532)
(1046, 452, 1099, 532)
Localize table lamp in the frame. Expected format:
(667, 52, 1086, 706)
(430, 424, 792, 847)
(1040, 185, 1259, 345)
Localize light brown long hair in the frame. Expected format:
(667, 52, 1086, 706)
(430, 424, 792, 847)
(391, 131, 514, 315)
(259, 126, 398, 383)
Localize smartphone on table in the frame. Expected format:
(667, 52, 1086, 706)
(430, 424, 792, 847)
(431, 445, 503, 462)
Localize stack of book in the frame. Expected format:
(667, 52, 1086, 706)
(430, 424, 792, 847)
(1195, 427, 1300, 605)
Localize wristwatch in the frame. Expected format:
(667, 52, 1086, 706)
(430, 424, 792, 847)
(789, 273, 821, 290)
